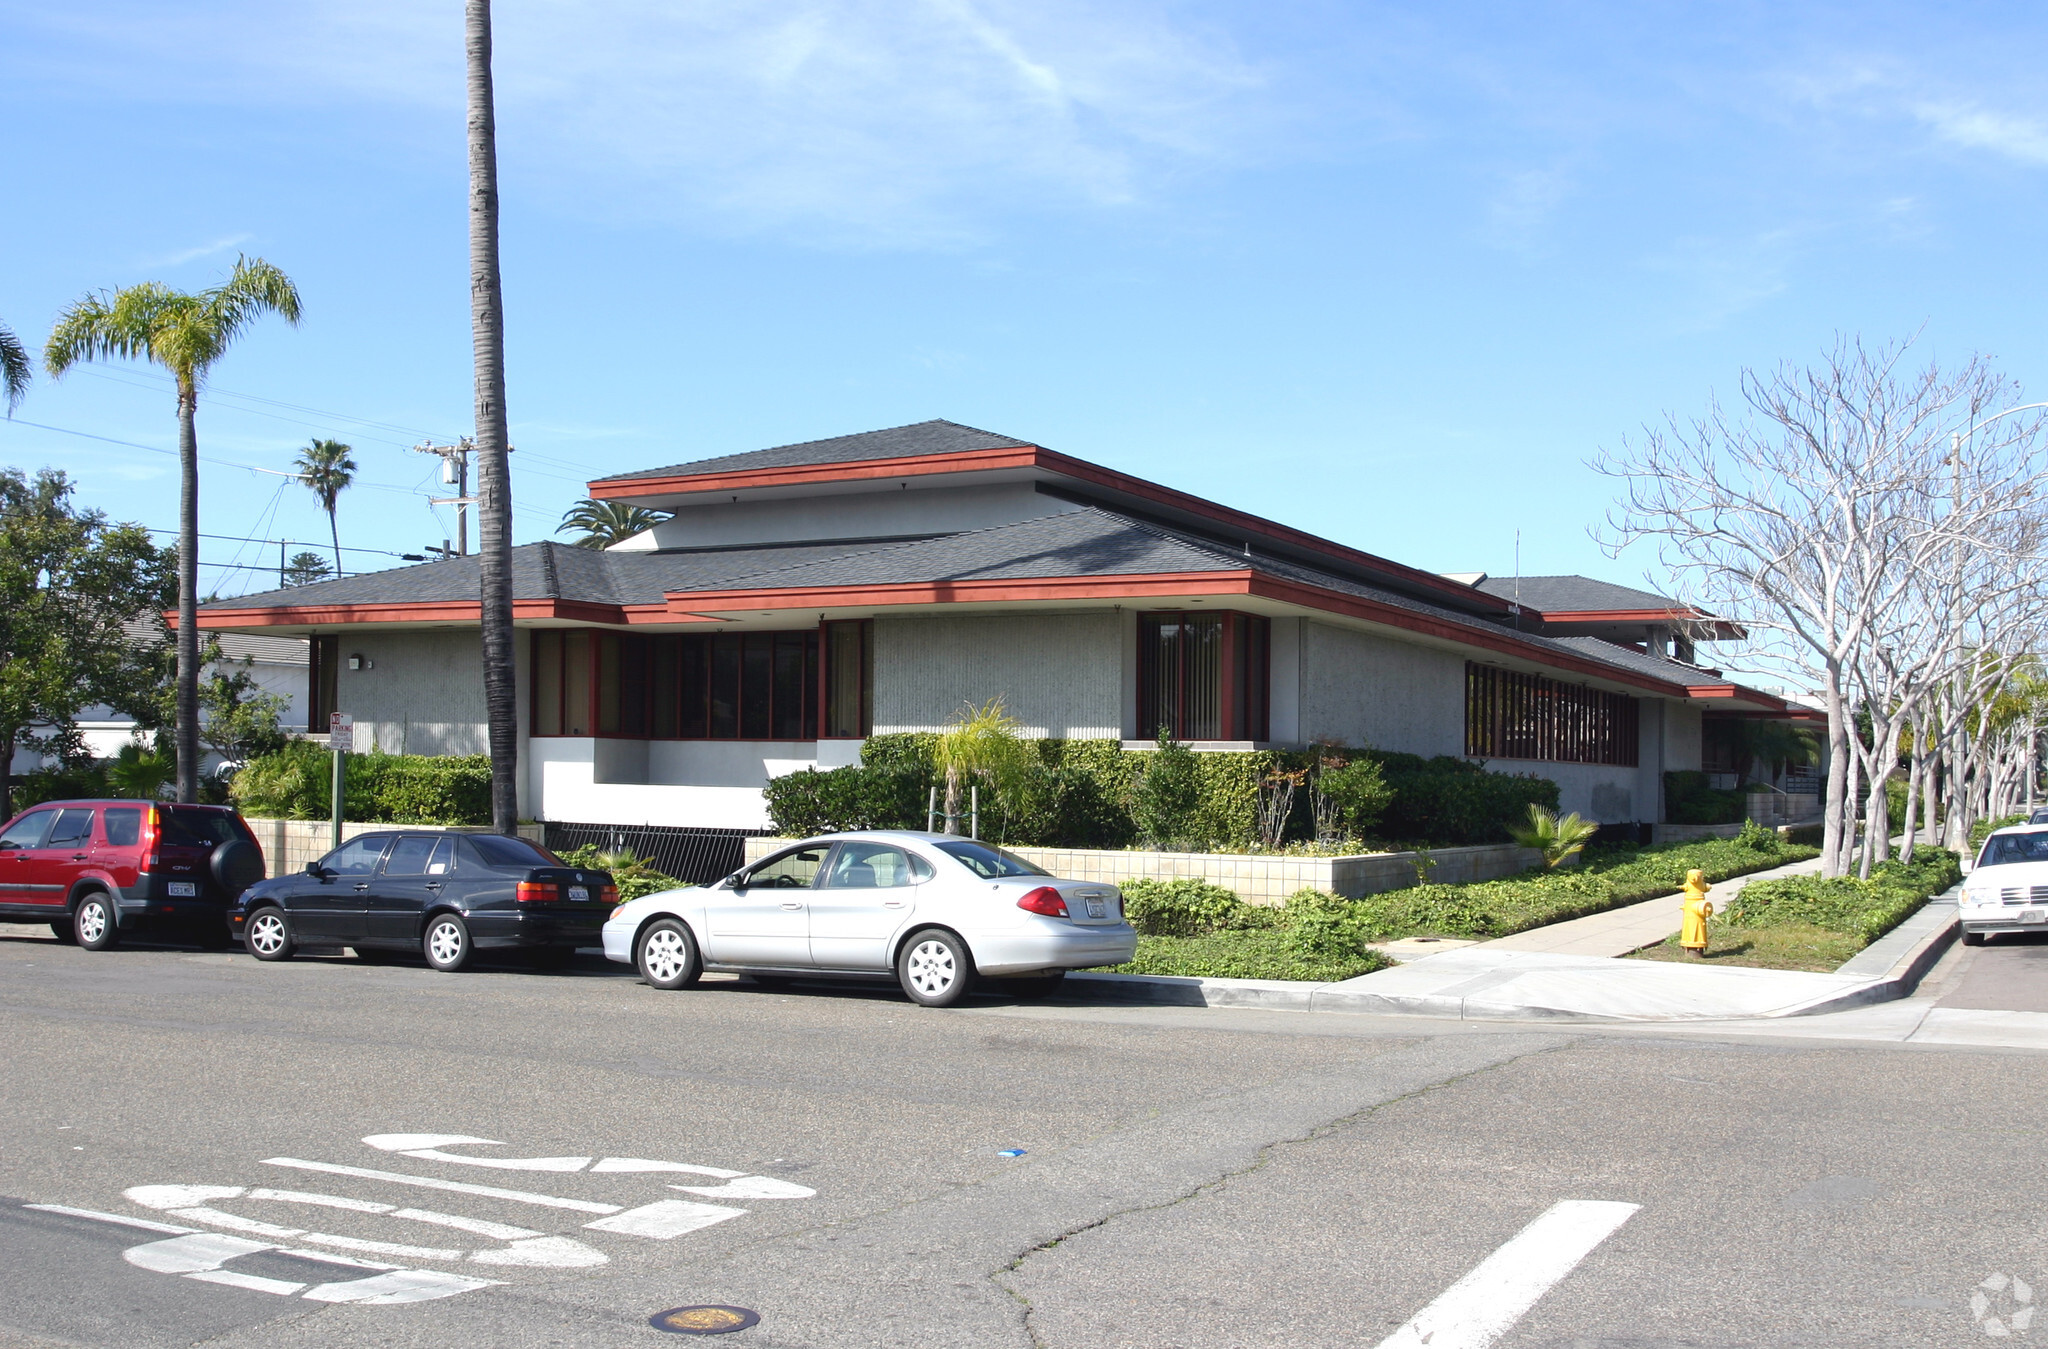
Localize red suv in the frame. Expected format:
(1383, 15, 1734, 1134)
(0, 800, 267, 949)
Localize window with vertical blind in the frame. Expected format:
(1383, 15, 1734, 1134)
(1464, 662, 1638, 766)
(308, 635, 339, 733)
(1136, 612, 1270, 742)
(531, 628, 841, 740)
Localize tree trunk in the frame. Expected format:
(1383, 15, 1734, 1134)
(0, 728, 12, 820)
(175, 381, 201, 804)
(467, 0, 519, 835)
(328, 509, 342, 575)
(1822, 681, 1851, 877)
(943, 767, 962, 835)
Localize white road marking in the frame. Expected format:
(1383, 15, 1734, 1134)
(363, 1134, 502, 1152)
(302, 1269, 499, 1304)
(671, 1177, 816, 1200)
(126, 1185, 242, 1211)
(591, 1158, 746, 1178)
(24, 1204, 197, 1236)
(1374, 1200, 1640, 1349)
(362, 1134, 593, 1171)
(390, 1207, 541, 1241)
(124, 1233, 273, 1275)
(188, 1268, 306, 1295)
(167, 1206, 305, 1239)
(471, 1235, 612, 1267)
(249, 1188, 394, 1214)
(296, 1232, 464, 1261)
(262, 1158, 623, 1214)
(583, 1200, 748, 1239)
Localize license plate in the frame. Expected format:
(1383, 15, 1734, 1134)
(167, 882, 197, 898)
(2023, 909, 2046, 924)
(567, 886, 589, 902)
(1086, 900, 1106, 919)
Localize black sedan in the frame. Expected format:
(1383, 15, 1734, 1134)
(230, 831, 617, 971)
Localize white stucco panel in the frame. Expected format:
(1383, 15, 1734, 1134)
(1298, 621, 1466, 757)
(874, 611, 1123, 738)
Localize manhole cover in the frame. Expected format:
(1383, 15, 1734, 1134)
(650, 1305, 760, 1335)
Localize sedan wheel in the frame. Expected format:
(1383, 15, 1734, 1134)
(636, 919, 701, 991)
(245, 907, 295, 962)
(898, 928, 973, 1008)
(74, 893, 120, 951)
(423, 914, 473, 972)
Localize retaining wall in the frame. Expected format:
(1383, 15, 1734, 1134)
(741, 836, 1544, 904)
(243, 818, 546, 879)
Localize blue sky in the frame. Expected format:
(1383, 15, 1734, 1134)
(4, 2, 2047, 598)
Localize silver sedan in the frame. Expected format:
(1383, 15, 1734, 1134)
(600, 831, 1137, 1007)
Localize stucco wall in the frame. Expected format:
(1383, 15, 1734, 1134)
(623, 483, 1072, 552)
(1663, 702, 1704, 772)
(874, 611, 1124, 738)
(1476, 757, 1644, 824)
(529, 737, 811, 829)
(1297, 621, 1466, 757)
(334, 629, 490, 757)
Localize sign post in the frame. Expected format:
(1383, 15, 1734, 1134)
(328, 713, 354, 850)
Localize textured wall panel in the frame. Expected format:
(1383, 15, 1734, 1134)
(875, 611, 1123, 737)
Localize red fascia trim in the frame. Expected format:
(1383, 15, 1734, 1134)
(588, 445, 1516, 616)
(665, 570, 1249, 616)
(665, 569, 1699, 698)
(185, 598, 635, 628)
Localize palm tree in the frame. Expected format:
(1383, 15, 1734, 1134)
(44, 255, 302, 803)
(294, 438, 357, 573)
(556, 498, 666, 548)
(0, 319, 29, 414)
(467, 0, 519, 834)
(1509, 804, 1602, 868)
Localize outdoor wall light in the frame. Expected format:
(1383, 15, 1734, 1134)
(348, 654, 374, 671)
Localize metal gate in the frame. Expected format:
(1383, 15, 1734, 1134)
(541, 823, 771, 884)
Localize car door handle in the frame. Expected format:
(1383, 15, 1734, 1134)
(71, 854, 88, 862)
(779, 901, 804, 910)
(424, 881, 443, 891)
(883, 898, 906, 908)
(354, 882, 371, 891)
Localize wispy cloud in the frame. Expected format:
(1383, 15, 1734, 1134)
(140, 233, 254, 269)
(1640, 227, 1805, 331)
(1911, 102, 2048, 165)
(16, 2, 1274, 248)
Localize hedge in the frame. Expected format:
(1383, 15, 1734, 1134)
(764, 736, 1559, 852)
(230, 742, 493, 825)
(1664, 771, 1747, 825)
(1722, 848, 1960, 944)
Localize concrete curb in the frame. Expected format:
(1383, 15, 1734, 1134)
(1063, 885, 1965, 1024)
(1779, 885, 1961, 1017)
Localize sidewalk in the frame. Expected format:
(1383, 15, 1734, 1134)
(1469, 854, 1824, 958)
(1068, 884, 1961, 1024)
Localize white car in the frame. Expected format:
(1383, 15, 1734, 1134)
(601, 831, 1138, 1007)
(1959, 823, 2048, 945)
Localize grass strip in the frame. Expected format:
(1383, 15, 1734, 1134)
(1111, 930, 1392, 982)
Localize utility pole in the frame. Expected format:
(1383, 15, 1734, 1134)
(413, 437, 478, 555)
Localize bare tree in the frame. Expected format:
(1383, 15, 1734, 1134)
(1596, 337, 2048, 877)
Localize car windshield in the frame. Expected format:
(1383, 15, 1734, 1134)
(935, 840, 1049, 879)
(160, 808, 247, 848)
(1979, 832, 2048, 867)
(462, 834, 559, 868)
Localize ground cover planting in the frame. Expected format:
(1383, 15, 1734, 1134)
(1106, 833, 1819, 982)
(1631, 848, 1960, 972)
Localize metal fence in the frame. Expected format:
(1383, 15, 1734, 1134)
(541, 822, 772, 884)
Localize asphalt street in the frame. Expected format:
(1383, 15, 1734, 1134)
(0, 922, 2043, 1349)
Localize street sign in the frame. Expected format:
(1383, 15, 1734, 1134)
(329, 713, 354, 753)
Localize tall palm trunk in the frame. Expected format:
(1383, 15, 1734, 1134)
(327, 509, 342, 575)
(175, 379, 201, 803)
(467, 0, 518, 834)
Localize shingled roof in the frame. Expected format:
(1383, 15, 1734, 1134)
(597, 420, 1036, 483)
(1472, 574, 1690, 614)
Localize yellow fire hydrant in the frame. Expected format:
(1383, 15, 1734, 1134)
(1680, 867, 1713, 955)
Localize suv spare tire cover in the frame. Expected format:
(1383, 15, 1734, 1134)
(210, 839, 265, 897)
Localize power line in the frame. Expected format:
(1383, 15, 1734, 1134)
(137, 526, 419, 559)
(0, 416, 425, 495)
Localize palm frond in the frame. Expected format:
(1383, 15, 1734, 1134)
(0, 320, 29, 413)
(555, 498, 667, 548)
(205, 256, 304, 345)
(293, 438, 357, 509)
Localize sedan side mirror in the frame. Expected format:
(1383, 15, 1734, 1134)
(304, 862, 331, 880)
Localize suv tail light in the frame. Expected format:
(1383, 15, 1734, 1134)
(1016, 886, 1069, 918)
(140, 807, 162, 872)
(516, 881, 555, 904)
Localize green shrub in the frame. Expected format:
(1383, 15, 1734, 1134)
(1109, 930, 1390, 982)
(1284, 886, 1379, 961)
(1784, 823, 1823, 847)
(1119, 877, 1277, 937)
(1736, 818, 1781, 852)
(550, 844, 682, 902)
(1665, 770, 1746, 825)
(10, 761, 113, 811)
(1370, 752, 1560, 845)
(762, 765, 927, 836)
(1724, 849, 1959, 943)
(229, 743, 493, 824)
(1317, 757, 1393, 836)
(1971, 815, 2026, 849)
(1132, 732, 1205, 848)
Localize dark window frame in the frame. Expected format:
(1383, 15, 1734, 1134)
(1135, 610, 1271, 742)
(1464, 662, 1639, 767)
(530, 627, 830, 742)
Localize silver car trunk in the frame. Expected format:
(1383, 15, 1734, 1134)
(989, 876, 1124, 925)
